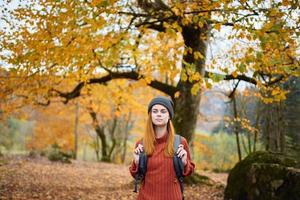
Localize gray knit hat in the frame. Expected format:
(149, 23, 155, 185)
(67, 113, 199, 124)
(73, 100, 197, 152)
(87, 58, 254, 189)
(148, 96, 174, 119)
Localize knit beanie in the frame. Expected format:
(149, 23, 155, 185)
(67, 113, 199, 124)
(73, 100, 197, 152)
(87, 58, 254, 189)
(148, 96, 174, 119)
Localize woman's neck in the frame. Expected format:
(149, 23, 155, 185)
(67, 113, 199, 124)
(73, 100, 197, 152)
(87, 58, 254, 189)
(154, 125, 168, 138)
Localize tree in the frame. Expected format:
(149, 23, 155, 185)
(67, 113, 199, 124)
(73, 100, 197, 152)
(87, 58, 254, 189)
(283, 76, 300, 160)
(78, 79, 154, 162)
(1, 0, 299, 144)
(224, 86, 262, 159)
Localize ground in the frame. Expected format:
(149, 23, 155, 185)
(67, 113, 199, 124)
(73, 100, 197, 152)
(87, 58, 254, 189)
(0, 155, 226, 200)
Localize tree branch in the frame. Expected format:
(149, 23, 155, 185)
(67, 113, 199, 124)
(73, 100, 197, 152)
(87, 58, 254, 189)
(228, 80, 241, 99)
(52, 69, 178, 103)
(204, 71, 257, 85)
(204, 71, 286, 87)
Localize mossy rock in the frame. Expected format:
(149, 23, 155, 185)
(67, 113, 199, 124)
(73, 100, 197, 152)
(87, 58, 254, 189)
(224, 151, 300, 200)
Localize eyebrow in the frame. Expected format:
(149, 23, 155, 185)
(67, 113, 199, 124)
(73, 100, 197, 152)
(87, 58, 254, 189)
(152, 108, 167, 111)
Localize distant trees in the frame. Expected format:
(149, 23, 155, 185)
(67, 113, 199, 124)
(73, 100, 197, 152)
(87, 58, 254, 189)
(223, 78, 300, 162)
(0, 118, 33, 154)
(283, 76, 300, 160)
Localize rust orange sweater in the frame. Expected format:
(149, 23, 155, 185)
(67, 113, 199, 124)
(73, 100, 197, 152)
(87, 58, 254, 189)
(129, 134, 195, 200)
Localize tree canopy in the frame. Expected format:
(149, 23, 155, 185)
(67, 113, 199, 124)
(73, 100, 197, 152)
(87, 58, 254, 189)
(1, 0, 299, 141)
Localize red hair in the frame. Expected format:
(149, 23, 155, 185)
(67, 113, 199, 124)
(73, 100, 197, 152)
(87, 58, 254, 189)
(143, 113, 175, 157)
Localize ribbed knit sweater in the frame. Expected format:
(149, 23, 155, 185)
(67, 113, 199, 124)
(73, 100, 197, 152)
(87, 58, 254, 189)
(129, 134, 195, 200)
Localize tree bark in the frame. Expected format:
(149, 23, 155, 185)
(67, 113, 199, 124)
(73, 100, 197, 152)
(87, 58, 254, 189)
(95, 133, 100, 161)
(108, 118, 118, 159)
(96, 125, 110, 162)
(74, 102, 79, 159)
(233, 95, 242, 161)
(277, 101, 285, 153)
(121, 112, 132, 163)
(173, 24, 209, 143)
(89, 110, 110, 162)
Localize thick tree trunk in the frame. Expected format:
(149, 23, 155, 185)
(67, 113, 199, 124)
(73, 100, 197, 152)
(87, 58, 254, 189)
(278, 101, 285, 153)
(263, 101, 285, 153)
(96, 126, 110, 162)
(173, 92, 201, 143)
(173, 25, 209, 143)
(253, 101, 262, 152)
(74, 102, 79, 159)
(89, 110, 110, 162)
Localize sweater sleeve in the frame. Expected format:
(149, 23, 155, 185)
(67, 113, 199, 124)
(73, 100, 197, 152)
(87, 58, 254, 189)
(129, 140, 142, 178)
(129, 160, 138, 178)
(181, 137, 195, 177)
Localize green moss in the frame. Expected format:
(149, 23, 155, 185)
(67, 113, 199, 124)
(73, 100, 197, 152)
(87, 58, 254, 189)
(224, 151, 298, 200)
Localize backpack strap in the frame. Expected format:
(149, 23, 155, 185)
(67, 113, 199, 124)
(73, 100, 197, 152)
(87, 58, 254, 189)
(133, 139, 147, 193)
(173, 134, 185, 199)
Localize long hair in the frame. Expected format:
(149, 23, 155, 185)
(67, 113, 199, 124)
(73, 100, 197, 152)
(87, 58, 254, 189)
(143, 113, 175, 157)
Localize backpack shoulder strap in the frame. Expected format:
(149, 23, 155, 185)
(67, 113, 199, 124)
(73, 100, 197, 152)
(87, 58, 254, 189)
(173, 134, 182, 151)
(173, 134, 185, 199)
(134, 138, 147, 193)
(173, 134, 184, 175)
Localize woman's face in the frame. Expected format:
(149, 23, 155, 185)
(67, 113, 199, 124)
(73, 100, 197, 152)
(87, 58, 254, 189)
(151, 104, 170, 126)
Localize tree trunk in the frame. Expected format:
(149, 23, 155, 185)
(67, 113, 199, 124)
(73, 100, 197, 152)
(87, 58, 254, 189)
(241, 136, 249, 155)
(263, 101, 286, 153)
(96, 126, 110, 162)
(253, 101, 262, 152)
(265, 105, 271, 151)
(278, 101, 285, 153)
(74, 102, 79, 159)
(108, 118, 118, 159)
(95, 133, 100, 161)
(121, 112, 132, 163)
(89, 110, 110, 162)
(173, 25, 209, 143)
(233, 95, 242, 161)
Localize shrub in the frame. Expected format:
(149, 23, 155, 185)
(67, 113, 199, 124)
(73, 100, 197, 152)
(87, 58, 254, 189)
(47, 143, 73, 163)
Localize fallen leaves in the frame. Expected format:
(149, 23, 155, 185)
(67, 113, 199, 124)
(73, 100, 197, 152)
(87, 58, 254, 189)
(0, 155, 225, 199)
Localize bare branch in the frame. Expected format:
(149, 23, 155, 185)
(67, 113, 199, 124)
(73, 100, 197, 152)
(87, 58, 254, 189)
(51, 69, 178, 103)
(204, 71, 257, 85)
(228, 80, 241, 99)
(204, 71, 286, 87)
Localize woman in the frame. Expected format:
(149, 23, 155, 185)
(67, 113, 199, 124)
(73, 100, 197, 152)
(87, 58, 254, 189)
(129, 96, 195, 200)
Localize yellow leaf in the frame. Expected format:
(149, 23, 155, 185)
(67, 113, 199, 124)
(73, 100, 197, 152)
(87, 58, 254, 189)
(232, 71, 238, 78)
(191, 83, 200, 95)
(214, 23, 221, 31)
(174, 91, 180, 98)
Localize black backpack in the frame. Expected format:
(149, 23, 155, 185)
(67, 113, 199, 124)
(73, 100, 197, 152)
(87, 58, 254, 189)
(133, 134, 185, 199)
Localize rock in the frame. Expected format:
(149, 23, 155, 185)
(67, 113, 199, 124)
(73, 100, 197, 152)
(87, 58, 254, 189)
(224, 151, 300, 200)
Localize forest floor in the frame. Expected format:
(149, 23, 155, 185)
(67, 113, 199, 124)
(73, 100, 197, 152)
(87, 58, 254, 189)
(0, 155, 227, 200)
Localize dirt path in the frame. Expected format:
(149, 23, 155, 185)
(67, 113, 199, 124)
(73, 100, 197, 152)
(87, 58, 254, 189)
(0, 156, 226, 200)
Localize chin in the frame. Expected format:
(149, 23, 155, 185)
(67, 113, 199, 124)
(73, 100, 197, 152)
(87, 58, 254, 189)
(154, 122, 167, 126)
